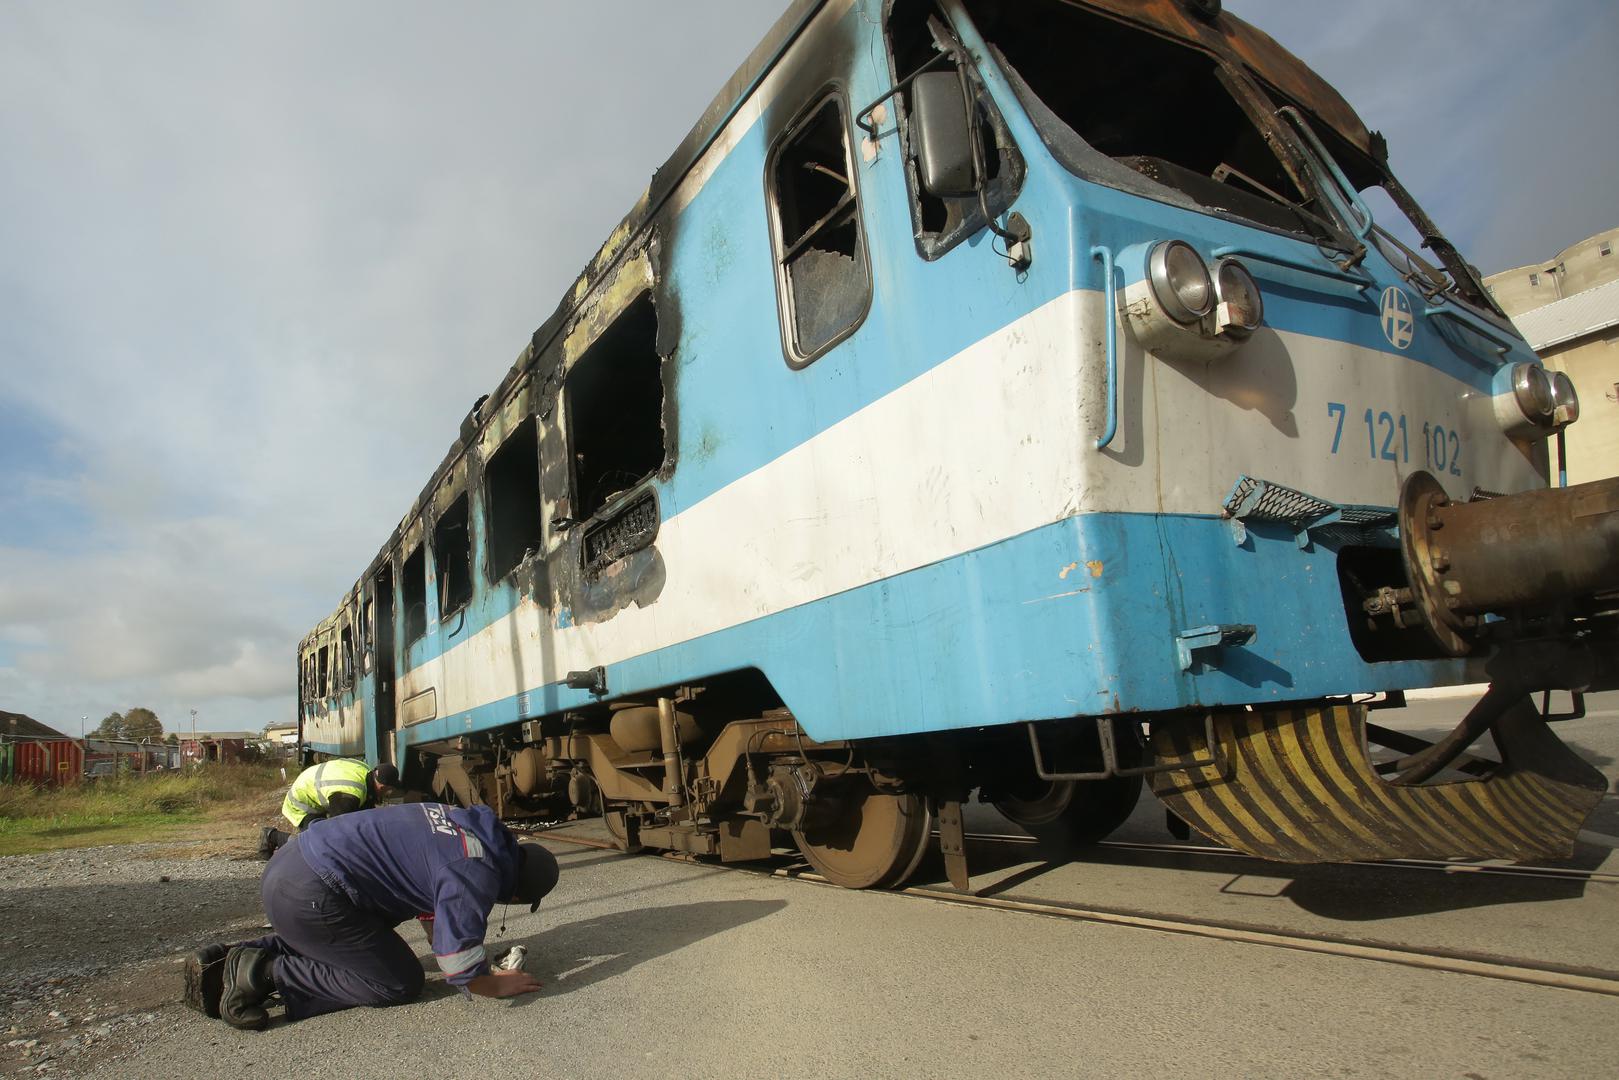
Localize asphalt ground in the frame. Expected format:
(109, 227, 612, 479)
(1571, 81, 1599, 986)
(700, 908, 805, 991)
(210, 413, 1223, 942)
(73, 692, 1619, 1077)
(108, 836, 1618, 1080)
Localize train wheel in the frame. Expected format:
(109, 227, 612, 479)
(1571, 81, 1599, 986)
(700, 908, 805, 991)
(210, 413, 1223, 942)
(995, 776, 1142, 845)
(792, 784, 932, 889)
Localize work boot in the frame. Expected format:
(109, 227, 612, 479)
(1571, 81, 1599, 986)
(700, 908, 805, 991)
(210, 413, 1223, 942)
(218, 947, 275, 1031)
(182, 943, 231, 1018)
(256, 827, 285, 860)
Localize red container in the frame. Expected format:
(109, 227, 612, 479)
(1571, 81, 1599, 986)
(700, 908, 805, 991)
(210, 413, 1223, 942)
(12, 739, 84, 787)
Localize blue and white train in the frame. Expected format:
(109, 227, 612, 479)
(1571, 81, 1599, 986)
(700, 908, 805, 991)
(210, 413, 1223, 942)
(298, 0, 1617, 888)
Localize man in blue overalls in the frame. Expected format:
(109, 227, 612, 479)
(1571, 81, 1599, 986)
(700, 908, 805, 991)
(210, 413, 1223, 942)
(184, 802, 559, 1028)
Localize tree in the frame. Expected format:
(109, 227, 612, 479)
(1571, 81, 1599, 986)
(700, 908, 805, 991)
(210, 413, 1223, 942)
(164, 733, 179, 746)
(90, 712, 126, 739)
(122, 707, 163, 741)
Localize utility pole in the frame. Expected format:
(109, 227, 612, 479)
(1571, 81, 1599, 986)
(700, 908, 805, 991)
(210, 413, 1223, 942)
(190, 709, 198, 769)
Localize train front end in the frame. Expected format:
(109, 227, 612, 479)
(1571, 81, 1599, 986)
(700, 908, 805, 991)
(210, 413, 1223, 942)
(940, 0, 1617, 862)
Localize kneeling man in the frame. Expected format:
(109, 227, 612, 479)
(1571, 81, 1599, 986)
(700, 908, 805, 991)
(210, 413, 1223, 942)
(187, 802, 558, 1028)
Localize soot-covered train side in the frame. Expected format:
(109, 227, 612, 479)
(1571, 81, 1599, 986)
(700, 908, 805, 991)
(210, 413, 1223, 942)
(296, 0, 1618, 889)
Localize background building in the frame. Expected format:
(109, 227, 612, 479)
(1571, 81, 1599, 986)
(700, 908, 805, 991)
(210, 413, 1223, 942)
(1485, 227, 1619, 486)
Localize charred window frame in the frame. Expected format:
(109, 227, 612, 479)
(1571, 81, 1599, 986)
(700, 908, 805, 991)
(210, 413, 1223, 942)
(884, 0, 1025, 260)
(401, 544, 428, 644)
(766, 89, 873, 367)
(565, 291, 666, 521)
(339, 624, 355, 691)
(1267, 110, 1500, 315)
(966, 0, 1341, 245)
(317, 645, 330, 699)
(359, 594, 373, 671)
(485, 417, 544, 582)
(433, 494, 473, 618)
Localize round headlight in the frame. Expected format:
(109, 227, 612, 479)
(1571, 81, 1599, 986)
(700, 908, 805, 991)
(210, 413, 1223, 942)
(1213, 258, 1264, 335)
(1550, 370, 1580, 426)
(1148, 240, 1213, 324)
(1511, 363, 1555, 426)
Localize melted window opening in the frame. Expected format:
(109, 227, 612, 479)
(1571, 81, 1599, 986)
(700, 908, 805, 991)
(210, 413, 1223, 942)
(566, 292, 665, 519)
(485, 418, 543, 582)
(402, 544, 427, 644)
(970, 0, 1316, 235)
(434, 494, 473, 617)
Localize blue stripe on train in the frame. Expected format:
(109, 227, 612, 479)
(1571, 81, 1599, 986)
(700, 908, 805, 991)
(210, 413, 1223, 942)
(399, 510, 1473, 750)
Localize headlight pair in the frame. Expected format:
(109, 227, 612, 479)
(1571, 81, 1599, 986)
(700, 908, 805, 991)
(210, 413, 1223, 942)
(1145, 240, 1263, 339)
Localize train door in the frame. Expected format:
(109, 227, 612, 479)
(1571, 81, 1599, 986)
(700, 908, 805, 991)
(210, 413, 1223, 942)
(371, 564, 397, 764)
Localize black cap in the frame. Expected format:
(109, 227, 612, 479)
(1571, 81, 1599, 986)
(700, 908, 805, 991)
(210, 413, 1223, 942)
(371, 763, 401, 788)
(514, 841, 559, 912)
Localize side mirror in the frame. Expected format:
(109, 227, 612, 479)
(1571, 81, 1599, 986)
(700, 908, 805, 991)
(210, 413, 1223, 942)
(911, 70, 977, 197)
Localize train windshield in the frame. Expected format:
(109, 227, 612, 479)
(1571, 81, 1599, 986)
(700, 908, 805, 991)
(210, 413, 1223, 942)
(962, 0, 1495, 310)
(966, 0, 1338, 239)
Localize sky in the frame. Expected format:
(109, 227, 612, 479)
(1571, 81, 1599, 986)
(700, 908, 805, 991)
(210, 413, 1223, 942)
(1, 1, 1615, 736)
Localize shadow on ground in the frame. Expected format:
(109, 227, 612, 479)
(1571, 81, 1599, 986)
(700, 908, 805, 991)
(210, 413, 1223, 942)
(904, 831, 1603, 922)
(431, 899, 788, 1003)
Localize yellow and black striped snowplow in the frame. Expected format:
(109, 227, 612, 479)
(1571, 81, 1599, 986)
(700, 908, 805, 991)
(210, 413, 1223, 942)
(1149, 700, 1606, 863)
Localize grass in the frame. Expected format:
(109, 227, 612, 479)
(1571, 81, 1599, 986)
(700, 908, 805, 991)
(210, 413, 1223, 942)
(0, 764, 287, 856)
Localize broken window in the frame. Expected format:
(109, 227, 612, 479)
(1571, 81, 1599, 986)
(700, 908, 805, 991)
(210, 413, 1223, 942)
(885, 0, 1023, 257)
(565, 292, 665, 519)
(485, 417, 543, 581)
(317, 646, 330, 698)
(339, 624, 355, 690)
(402, 544, 427, 644)
(433, 494, 473, 617)
(768, 93, 871, 363)
(969, 0, 1322, 238)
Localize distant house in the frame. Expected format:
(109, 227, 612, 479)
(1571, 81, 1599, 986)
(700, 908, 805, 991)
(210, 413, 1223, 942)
(2, 711, 81, 786)
(179, 730, 261, 765)
(263, 724, 298, 748)
(1, 710, 71, 741)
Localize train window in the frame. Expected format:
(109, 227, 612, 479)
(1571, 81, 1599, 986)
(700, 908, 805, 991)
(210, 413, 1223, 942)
(402, 544, 428, 643)
(885, 0, 1024, 259)
(971, 0, 1321, 238)
(565, 292, 665, 519)
(767, 92, 871, 365)
(317, 646, 330, 698)
(433, 494, 473, 617)
(339, 625, 355, 690)
(485, 418, 543, 581)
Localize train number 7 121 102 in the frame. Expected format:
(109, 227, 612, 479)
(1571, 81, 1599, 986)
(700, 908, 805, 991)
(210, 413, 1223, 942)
(1326, 402, 1462, 476)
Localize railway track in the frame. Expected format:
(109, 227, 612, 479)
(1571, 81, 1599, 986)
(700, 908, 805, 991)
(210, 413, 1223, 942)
(524, 822, 1619, 999)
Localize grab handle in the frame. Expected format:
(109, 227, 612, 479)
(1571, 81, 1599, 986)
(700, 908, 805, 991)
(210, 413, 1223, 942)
(1092, 244, 1118, 450)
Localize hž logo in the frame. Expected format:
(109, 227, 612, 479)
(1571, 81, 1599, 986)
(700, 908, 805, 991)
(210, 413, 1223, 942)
(421, 803, 458, 836)
(1380, 285, 1415, 350)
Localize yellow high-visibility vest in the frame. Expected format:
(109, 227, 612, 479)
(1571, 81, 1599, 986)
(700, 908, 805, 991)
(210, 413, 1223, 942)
(281, 759, 371, 828)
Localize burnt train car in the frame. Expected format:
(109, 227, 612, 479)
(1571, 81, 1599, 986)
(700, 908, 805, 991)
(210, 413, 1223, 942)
(297, 0, 1617, 889)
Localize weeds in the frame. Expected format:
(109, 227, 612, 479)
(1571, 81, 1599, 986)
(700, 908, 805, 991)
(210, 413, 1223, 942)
(0, 765, 285, 855)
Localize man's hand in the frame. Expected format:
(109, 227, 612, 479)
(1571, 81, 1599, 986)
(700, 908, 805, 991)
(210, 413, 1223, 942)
(466, 969, 544, 999)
